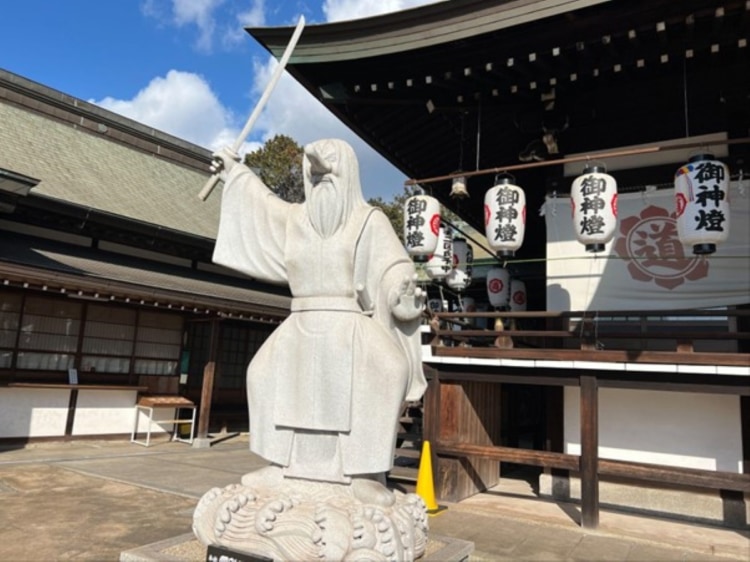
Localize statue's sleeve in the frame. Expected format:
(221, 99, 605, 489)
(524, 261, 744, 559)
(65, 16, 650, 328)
(356, 209, 427, 402)
(212, 164, 289, 284)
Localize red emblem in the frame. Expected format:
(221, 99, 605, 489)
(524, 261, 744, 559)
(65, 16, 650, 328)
(611, 193, 618, 217)
(675, 192, 687, 218)
(512, 290, 526, 305)
(484, 204, 490, 226)
(613, 205, 708, 290)
(430, 214, 440, 235)
(488, 278, 504, 293)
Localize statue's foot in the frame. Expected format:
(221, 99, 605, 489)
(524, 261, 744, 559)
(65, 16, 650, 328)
(351, 477, 395, 507)
(241, 464, 284, 487)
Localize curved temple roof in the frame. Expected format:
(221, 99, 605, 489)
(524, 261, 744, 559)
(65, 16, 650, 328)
(247, 0, 750, 256)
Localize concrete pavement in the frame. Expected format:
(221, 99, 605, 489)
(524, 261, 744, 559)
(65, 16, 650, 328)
(0, 435, 747, 561)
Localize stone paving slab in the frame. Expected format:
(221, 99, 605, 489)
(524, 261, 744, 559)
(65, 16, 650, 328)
(0, 464, 195, 561)
(0, 437, 747, 561)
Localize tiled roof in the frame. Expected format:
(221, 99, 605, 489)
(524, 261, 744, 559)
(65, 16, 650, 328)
(0, 232, 291, 317)
(0, 73, 222, 239)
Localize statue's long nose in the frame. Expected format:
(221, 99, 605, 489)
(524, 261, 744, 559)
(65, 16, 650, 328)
(305, 144, 332, 175)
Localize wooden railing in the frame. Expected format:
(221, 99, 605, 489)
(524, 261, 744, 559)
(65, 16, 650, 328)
(422, 307, 750, 529)
(428, 307, 750, 366)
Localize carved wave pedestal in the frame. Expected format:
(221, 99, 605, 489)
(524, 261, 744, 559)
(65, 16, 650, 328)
(193, 476, 429, 561)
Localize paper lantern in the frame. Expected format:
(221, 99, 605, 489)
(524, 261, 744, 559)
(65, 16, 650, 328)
(445, 237, 473, 292)
(486, 267, 510, 308)
(509, 279, 527, 312)
(424, 226, 453, 280)
(484, 175, 526, 257)
(403, 194, 440, 260)
(674, 154, 730, 255)
(570, 164, 618, 252)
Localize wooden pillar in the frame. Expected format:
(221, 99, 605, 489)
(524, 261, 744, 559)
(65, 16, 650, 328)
(544, 386, 564, 453)
(64, 388, 79, 439)
(580, 374, 599, 529)
(422, 367, 440, 444)
(734, 395, 750, 523)
(196, 318, 220, 440)
(741, 396, 749, 478)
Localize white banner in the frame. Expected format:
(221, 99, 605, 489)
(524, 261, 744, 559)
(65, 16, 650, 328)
(545, 183, 750, 311)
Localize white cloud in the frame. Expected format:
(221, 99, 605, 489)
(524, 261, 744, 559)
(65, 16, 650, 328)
(322, 0, 440, 22)
(128, 1, 441, 199)
(172, 0, 222, 51)
(92, 70, 255, 153)
(222, 0, 266, 49)
(142, 0, 226, 52)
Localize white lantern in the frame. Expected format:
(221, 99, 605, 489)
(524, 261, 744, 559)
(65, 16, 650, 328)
(445, 237, 473, 292)
(486, 267, 510, 308)
(570, 164, 618, 252)
(424, 226, 453, 280)
(484, 175, 526, 257)
(674, 154, 730, 255)
(509, 279, 527, 312)
(403, 194, 440, 260)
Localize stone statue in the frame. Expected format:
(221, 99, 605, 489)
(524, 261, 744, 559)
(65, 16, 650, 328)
(193, 139, 429, 561)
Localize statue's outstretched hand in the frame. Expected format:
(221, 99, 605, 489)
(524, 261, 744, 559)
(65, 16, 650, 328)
(210, 146, 241, 177)
(391, 274, 425, 322)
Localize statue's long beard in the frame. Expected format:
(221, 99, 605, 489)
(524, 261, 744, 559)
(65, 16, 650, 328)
(307, 181, 345, 238)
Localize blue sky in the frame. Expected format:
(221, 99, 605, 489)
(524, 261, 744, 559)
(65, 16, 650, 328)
(0, 0, 438, 200)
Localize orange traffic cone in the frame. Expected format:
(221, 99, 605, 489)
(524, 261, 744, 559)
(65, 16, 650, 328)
(416, 439, 440, 514)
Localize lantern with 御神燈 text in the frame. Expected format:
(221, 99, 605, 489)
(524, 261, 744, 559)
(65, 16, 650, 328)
(486, 267, 510, 309)
(445, 237, 473, 292)
(674, 154, 730, 255)
(509, 279, 527, 312)
(570, 164, 618, 252)
(424, 226, 453, 280)
(403, 193, 440, 260)
(484, 175, 526, 257)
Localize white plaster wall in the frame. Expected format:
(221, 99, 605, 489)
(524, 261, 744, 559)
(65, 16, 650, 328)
(0, 388, 69, 438)
(72, 389, 140, 435)
(564, 387, 743, 473)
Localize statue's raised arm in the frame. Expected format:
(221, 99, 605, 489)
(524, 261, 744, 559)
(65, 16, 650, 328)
(211, 146, 290, 284)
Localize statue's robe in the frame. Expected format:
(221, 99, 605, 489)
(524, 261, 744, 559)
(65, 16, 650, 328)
(213, 164, 425, 479)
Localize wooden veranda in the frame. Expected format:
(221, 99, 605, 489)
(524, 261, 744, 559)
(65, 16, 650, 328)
(421, 307, 750, 529)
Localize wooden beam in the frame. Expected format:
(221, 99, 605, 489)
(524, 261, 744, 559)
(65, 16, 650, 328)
(598, 459, 750, 493)
(580, 374, 599, 529)
(434, 440, 579, 470)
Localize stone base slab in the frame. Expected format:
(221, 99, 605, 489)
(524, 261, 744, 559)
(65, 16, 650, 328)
(120, 532, 474, 562)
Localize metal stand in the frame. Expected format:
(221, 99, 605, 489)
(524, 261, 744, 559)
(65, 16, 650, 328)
(131, 396, 196, 447)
